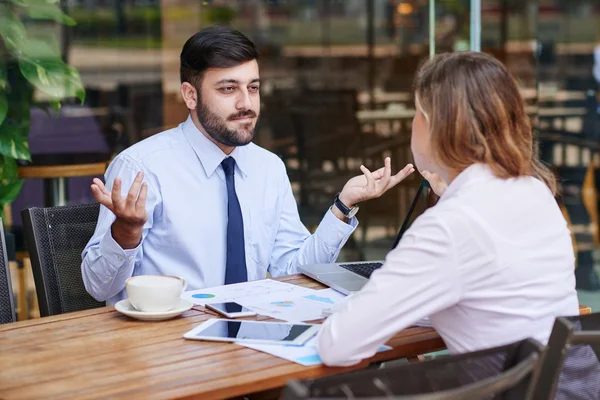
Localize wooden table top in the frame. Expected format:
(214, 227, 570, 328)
(355, 89, 587, 107)
(579, 305, 592, 315)
(17, 162, 108, 179)
(356, 108, 417, 121)
(356, 106, 588, 123)
(0, 275, 444, 400)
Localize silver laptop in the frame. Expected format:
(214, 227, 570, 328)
(299, 180, 431, 295)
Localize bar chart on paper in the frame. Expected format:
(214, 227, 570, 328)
(244, 289, 347, 322)
(182, 279, 317, 306)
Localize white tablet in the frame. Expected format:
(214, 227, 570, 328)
(183, 318, 319, 346)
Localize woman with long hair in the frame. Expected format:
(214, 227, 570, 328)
(318, 52, 596, 398)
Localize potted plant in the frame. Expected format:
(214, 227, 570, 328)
(0, 0, 85, 217)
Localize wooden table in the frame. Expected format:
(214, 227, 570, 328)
(356, 108, 416, 122)
(520, 88, 588, 102)
(356, 106, 589, 126)
(579, 305, 592, 315)
(525, 106, 588, 117)
(355, 89, 588, 109)
(18, 162, 108, 207)
(0, 275, 445, 400)
(357, 91, 412, 106)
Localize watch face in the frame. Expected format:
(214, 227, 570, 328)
(347, 206, 359, 218)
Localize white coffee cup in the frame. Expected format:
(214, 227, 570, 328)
(125, 275, 187, 313)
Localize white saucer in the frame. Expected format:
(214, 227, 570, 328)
(115, 298, 194, 321)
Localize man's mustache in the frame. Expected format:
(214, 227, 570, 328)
(228, 111, 257, 120)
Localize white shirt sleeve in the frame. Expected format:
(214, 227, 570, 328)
(81, 155, 158, 301)
(317, 212, 462, 366)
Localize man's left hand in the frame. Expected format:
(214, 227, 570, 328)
(338, 157, 415, 208)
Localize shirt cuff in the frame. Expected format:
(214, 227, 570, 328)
(100, 228, 141, 269)
(314, 208, 358, 248)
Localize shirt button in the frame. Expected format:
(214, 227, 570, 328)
(107, 276, 113, 281)
(128, 256, 134, 261)
(117, 256, 123, 261)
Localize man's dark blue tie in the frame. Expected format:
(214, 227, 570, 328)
(221, 157, 248, 286)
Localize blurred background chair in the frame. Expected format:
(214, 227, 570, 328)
(0, 219, 16, 325)
(261, 91, 299, 175)
(382, 54, 428, 93)
(533, 313, 600, 400)
(283, 338, 545, 400)
(557, 166, 599, 290)
(21, 203, 104, 317)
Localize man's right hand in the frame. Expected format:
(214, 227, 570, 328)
(91, 172, 148, 249)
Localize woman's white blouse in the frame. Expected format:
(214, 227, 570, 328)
(318, 163, 579, 366)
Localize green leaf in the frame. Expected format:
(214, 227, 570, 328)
(11, 88, 32, 132)
(0, 179, 24, 205)
(19, 37, 62, 62)
(18, 56, 85, 103)
(0, 154, 24, 205)
(0, 5, 28, 52)
(8, 0, 75, 25)
(0, 93, 7, 126)
(0, 123, 31, 161)
(6, 0, 27, 6)
(49, 99, 61, 114)
(25, 3, 76, 26)
(8, 0, 58, 6)
(0, 60, 7, 90)
(0, 155, 19, 181)
(16, 38, 83, 101)
(32, 102, 52, 117)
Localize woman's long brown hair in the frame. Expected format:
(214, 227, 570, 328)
(413, 52, 557, 195)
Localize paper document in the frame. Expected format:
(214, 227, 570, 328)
(242, 335, 392, 366)
(241, 288, 347, 322)
(182, 279, 317, 306)
(413, 317, 432, 327)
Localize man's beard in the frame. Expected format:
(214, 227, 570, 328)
(196, 101, 258, 147)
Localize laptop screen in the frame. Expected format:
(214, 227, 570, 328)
(391, 180, 432, 250)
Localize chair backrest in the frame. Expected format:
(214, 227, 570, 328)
(0, 218, 16, 324)
(284, 338, 545, 400)
(21, 203, 105, 317)
(533, 313, 600, 400)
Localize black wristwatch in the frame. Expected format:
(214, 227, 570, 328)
(333, 192, 359, 218)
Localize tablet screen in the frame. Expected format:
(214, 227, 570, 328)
(190, 320, 313, 342)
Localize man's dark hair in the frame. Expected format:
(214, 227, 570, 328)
(180, 26, 258, 87)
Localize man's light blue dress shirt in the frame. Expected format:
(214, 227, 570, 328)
(82, 116, 357, 305)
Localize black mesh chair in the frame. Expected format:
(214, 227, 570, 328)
(533, 313, 600, 400)
(0, 218, 16, 324)
(284, 339, 545, 400)
(21, 203, 105, 317)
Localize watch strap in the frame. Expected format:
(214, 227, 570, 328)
(334, 192, 352, 216)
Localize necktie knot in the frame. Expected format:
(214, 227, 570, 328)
(221, 157, 236, 176)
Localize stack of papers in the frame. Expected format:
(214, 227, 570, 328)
(241, 288, 347, 322)
(414, 317, 432, 327)
(241, 335, 392, 366)
(182, 279, 317, 306)
(182, 279, 432, 366)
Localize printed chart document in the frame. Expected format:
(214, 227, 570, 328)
(183, 279, 431, 326)
(241, 335, 392, 366)
(182, 279, 317, 306)
(242, 288, 347, 322)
